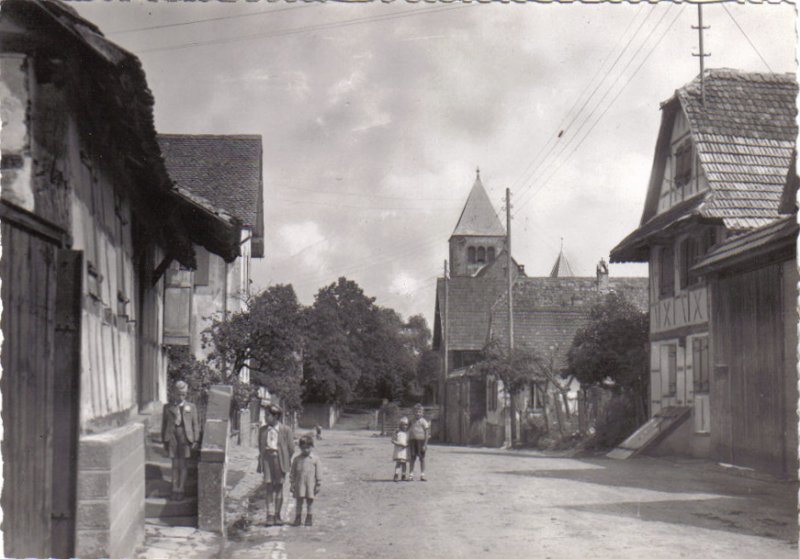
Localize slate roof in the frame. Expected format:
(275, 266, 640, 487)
(451, 172, 506, 238)
(488, 277, 648, 370)
(549, 249, 575, 277)
(612, 69, 797, 263)
(158, 134, 265, 257)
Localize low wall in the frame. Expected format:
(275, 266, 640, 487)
(75, 422, 145, 559)
(198, 385, 232, 535)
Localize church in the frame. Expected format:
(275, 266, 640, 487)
(433, 171, 647, 446)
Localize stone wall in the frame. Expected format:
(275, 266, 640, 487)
(75, 422, 145, 559)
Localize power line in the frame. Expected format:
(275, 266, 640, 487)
(273, 196, 462, 212)
(137, 4, 473, 54)
(721, 3, 773, 72)
(514, 4, 676, 212)
(514, 5, 686, 215)
(277, 186, 461, 202)
(508, 4, 651, 195)
(106, 3, 315, 35)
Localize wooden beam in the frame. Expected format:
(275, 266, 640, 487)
(152, 254, 173, 287)
(0, 200, 70, 247)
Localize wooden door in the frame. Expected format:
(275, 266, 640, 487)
(0, 207, 81, 558)
(1, 217, 58, 558)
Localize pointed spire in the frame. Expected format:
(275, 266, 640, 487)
(549, 243, 575, 278)
(451, 170, 506, 237)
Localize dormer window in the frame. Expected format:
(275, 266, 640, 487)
(674, 140, 693, 188)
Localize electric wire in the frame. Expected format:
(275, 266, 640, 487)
(721, 3, 774, 72)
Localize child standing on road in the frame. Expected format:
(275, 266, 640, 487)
(408, 403, 430, 481)
(392, 417, 410, 481)
(290, 434, 322, 527)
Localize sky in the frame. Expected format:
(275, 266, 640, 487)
(73, 0, 797, 327)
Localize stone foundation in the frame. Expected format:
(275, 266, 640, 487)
(76, 422, 145, 559)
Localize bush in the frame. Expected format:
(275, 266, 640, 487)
(585, 395, 639, 450)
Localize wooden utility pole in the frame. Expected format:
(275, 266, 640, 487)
(506, 188, 513, 351)
(505, 188, 515, 447)
(442, 259, 449, 442)
(692, 3, 710, 106)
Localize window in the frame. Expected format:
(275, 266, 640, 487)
(194, 246, 210, 286)
(487, 376, 498, 412)
(659, 245, 675, 299)
(477, 247, 486, 263)
(701, 227, 717, 254)
(487, 247, 496, 263)
(679, 237, 698, 290)
(674, 141, 693, 187)
(692, 337, 709, 393)
(529, 383, 545, 411)
(468, 246, 476, 264)
(667, 345, 677, 396)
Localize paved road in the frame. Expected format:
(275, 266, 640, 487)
(223, 429, 798, 559)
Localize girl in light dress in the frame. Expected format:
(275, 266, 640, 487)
(391, 416, 410, 481)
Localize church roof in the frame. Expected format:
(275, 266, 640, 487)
(549, 248, 575, 278)
(451, 171, 506, 237)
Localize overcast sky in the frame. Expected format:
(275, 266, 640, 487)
(74, 1, 796, 327)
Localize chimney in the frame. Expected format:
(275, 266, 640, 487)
(596, 258, 609, 292)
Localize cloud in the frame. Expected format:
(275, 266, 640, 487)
(390, 272, 421, 297)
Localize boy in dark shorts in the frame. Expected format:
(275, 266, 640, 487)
(408, 403, 430, 481)
(257, 404, 295, 525)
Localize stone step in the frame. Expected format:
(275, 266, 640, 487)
(146, 477, 198, 499)
(146, 496, 198, 519)
(145, 515, 198, 528)
(145, 461, 198, 482)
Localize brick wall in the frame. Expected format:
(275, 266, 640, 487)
(76, 422, 145, 559)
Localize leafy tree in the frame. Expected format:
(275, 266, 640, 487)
(301, 279, 365, 404)
(203, 284, 304, 412)
(566, 291, 649, 423)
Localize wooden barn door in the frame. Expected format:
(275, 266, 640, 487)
(0, 206, 81, 558)
(713, 264, 786, 475)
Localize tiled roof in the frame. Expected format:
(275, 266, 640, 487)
(157, 134, 264, 255)
(436, 275, 508, 351)
(676, 70, 796, 228)
(693, 215, 797, 274)
(488, 277, 648, 370)
(611, 69, 797, 262)
(451, 172, 506, 237)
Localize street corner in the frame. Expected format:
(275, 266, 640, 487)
(137, 524, 222, 559)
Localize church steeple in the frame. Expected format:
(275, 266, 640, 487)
(549, 240, 575, 278)
(451, 169, 506, 238)
(449, 169, 507, 277)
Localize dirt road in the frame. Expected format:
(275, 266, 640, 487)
(225, 429, 797, 559)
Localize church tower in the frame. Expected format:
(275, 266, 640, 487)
(449, 169, 507, 277)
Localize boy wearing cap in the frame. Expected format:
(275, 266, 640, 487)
(161, 380, 199, 500)
(258, 404, 295, 526)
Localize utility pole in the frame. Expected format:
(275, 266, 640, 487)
(505, 188, 514, 447)
(692, 3, 710, 106)
(442, 259, 449, 442)
(506, 188, 513, 352)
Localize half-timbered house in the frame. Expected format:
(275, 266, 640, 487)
(610, 69, 797, 474)
(0, 1, 239, 557)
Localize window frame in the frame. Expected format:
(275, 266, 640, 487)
(659, 245, 675, 299)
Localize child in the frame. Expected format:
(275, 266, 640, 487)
(290, 434, 322, 527)
(257, 404, 295, 526)
(408, 403, 430, 481)
(315, 424, 322, 440)
(161, 380, 199, 501)
(392, 417, 410, 481)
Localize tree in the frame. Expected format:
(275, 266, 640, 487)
(477, 340, 547, 445)
(566, 291, 649, 424)
(203, 284, 305, 412)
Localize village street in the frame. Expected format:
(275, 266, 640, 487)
(155, 428, 800, 559)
